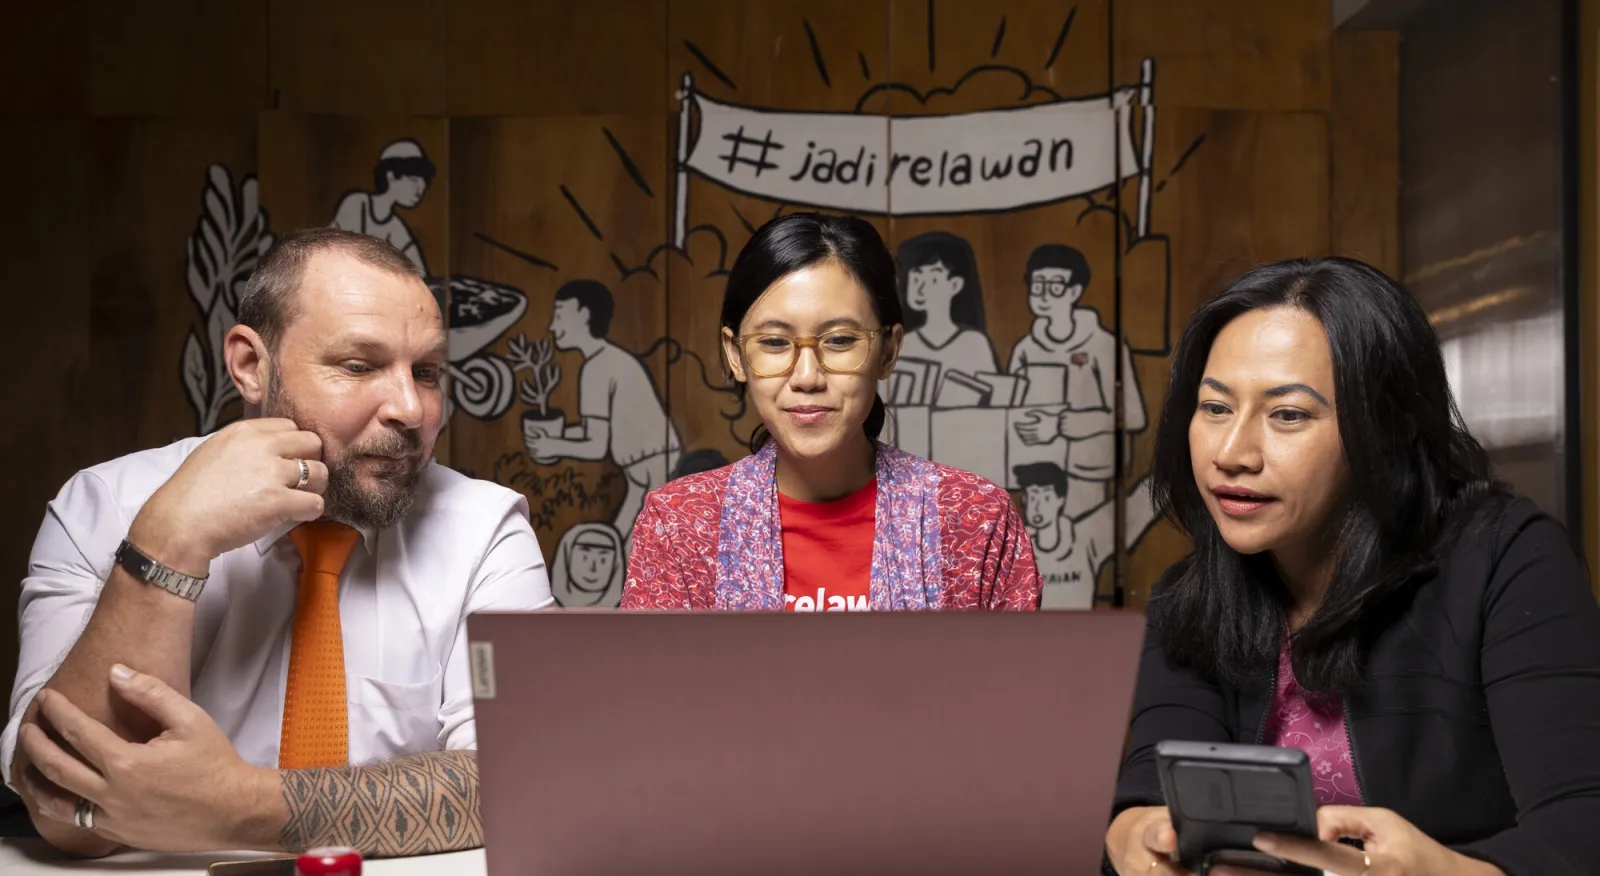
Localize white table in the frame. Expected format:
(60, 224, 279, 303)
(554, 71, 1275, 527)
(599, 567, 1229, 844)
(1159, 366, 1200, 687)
(2, 838, 1344, 875)
(0, 839, 487, 875)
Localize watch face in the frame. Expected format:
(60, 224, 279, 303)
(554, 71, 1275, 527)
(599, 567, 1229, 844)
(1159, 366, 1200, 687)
(117, 542, 149, 574)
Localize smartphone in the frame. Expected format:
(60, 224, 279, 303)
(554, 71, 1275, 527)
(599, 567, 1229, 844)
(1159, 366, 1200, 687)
(1155, 740, 1321, 875)
(207, 858, 297, 876)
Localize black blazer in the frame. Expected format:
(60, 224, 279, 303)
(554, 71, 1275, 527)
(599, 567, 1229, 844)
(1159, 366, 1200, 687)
(1108, 496, 1600, 876)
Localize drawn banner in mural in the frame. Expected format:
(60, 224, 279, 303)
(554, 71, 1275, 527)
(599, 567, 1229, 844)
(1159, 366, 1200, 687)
(674, 59, 1155, 236)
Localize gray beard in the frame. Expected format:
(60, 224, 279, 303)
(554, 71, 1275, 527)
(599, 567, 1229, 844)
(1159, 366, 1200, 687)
(263, 367, 426, 531)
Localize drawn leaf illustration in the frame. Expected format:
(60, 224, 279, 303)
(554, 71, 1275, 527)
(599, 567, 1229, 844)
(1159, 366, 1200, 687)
(182, 164, 270, 436)
(186, 236, 214, 313)
(208, 298, 236, 384)
(201, 204, 227, 269)
(207, 165, 234, 214)
(182, 332, 208, 422)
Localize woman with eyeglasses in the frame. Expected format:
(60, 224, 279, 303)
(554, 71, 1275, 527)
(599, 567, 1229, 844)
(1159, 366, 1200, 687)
(619, 212, 1042, 612)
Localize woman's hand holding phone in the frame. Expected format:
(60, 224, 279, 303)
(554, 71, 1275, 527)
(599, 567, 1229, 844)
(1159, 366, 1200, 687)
(1205, 806, 1508, 876)
(1106, 806, 1195, 875)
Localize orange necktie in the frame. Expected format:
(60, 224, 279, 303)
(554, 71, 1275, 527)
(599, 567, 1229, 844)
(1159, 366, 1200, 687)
(279, 520, 360, 770)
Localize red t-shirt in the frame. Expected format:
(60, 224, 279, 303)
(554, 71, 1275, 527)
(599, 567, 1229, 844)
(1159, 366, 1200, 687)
(778, 479, 876, 612)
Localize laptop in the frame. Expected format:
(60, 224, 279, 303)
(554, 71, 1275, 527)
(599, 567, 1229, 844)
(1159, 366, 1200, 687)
(466, 610, 1146, 876)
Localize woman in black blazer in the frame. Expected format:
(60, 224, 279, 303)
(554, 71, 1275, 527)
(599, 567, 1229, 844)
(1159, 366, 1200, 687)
(1103, 257, 1600, 876)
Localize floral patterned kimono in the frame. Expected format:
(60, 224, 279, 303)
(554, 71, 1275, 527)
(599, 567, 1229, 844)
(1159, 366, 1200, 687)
(620, 442, 1042, 610)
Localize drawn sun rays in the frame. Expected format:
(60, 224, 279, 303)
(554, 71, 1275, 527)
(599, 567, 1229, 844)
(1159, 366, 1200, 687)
(503, 2, 1205, 291)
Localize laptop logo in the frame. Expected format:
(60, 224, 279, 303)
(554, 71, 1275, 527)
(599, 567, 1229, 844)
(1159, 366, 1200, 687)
(470, 641, 497, 699)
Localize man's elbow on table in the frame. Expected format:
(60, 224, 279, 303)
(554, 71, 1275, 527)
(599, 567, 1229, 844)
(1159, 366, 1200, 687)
(9, 709, 122, 860)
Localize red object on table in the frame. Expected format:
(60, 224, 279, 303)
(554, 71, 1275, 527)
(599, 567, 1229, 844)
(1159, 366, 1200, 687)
(295, 847, 363, 876)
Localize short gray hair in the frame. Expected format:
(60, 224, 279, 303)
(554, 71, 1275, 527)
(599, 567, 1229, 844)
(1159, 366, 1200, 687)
(236, 227, 424, 350)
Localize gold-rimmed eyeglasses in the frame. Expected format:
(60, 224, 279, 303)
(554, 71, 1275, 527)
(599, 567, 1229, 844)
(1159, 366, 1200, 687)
(732, 328, 885, 378)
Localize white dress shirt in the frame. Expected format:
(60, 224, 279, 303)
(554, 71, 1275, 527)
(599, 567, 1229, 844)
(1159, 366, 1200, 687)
(2, 435, 553, 788)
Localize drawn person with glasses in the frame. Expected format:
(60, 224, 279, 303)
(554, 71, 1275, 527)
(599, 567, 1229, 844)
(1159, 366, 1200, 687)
(1008, 244, 1147, 517)
(620, 213, 1042, 612)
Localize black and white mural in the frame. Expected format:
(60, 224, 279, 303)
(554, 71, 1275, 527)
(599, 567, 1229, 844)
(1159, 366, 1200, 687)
(175, 10, 1201, 609)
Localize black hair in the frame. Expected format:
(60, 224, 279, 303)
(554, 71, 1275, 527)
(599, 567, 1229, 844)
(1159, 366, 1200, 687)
(721, 212, 903, 453)
(670, 448, 730, 480)
(1148, 256, 1500, 696)
(554, 279, 615, 339)
(895, 231, 987, 333)
(1024, 244, 1092, 289)
(238, 226, 422, 353)
(373, 154, 438, 195)
(1013, 462, 1068, 497)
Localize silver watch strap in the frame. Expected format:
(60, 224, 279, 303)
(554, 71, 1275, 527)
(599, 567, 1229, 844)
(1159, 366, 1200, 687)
(114, 539, 207, 601)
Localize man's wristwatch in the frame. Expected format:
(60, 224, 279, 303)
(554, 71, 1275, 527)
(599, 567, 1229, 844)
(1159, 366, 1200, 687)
(113, 539, 207, 601)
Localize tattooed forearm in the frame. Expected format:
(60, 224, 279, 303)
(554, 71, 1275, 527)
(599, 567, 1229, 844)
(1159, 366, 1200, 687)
(278, 750, 481, 858)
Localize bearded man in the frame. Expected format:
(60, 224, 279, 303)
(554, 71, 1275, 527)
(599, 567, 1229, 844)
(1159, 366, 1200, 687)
(4, 228, 552, 858)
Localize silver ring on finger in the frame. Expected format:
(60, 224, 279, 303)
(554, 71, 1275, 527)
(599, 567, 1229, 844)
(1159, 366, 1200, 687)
(294, 458, 310, 489)
(74, 797, 95, 831)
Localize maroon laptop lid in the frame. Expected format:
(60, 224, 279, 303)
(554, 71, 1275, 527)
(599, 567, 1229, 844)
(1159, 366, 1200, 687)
(467, 610, 1146, 876)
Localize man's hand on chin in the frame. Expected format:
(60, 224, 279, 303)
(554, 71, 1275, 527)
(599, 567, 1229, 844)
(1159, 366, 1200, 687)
(18, 664, 282, 855)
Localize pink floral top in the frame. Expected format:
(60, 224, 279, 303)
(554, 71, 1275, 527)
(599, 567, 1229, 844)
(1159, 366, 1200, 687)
(620, 443, 1041, 611)
(1263, 638, 1364, 806)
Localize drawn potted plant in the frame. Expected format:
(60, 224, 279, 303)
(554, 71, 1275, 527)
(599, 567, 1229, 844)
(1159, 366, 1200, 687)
(508, 332, 564, 464)
(476, 452, 623, 533)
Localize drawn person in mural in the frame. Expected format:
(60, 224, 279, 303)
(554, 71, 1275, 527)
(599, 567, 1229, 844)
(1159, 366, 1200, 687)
(550, 522, 625, 608)
(330, 139, 435, 275)
(895, 231, 998, 403)
(1009, 244, 1146, 517)
(1014, 463, 1158, 609)
(524, 280, 682, 546)
(620, 212, 1041, 613)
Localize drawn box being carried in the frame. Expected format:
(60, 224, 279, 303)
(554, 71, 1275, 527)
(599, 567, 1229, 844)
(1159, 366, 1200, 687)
(885, 404, 1070, 490)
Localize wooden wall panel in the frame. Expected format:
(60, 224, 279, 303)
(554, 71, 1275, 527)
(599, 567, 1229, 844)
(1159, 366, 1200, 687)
(86, 121, 262, 463)
(668, 0, 894, 113)
(1120, 108, 1331, 605)
(448, 115, 671, 578)
(1329, 31, 1400, 277)
(888, 0, 1111, 103)
(268, 0, 447, 115)
(449, 0, 669, 116)
(0, 121, 92, 691)
(0, 0, 86, 116)
(1115, 0, 1332, 111)
(87, 0, 269, 117)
